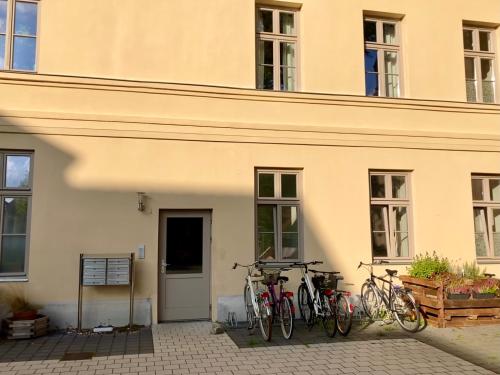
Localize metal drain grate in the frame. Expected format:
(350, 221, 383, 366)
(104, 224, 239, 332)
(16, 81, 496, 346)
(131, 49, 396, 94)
(60, 352, 94, 361)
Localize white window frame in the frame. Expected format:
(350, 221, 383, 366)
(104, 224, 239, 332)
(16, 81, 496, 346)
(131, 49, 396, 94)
(255, 6, 299, 91)
(369, 171, 413, 261)
(364, 17, 403, 98)
(255, 168, 302, 262)
(0, 150, 33, 278)
(472, 175, 500, 260)
(0, 0, 39, 72)
(463, 26, 497, 103)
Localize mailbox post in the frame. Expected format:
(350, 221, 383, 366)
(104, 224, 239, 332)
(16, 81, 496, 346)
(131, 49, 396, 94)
(77, 253, 135, 331)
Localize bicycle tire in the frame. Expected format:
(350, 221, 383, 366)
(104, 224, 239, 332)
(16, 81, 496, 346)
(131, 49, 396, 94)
(280, 297, 294, 339)
(360, 281, 380, 320)
(336, 294, 353, 336)
(391, 288, 420, 333)
(298, 283, 314, 327)
(322, 295, 337, 337)
(258, 298, 272, 341)
(243, 284, 255, 330)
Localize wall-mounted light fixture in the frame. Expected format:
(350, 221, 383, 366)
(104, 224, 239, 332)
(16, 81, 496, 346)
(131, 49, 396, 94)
(137, 192, 146, 212)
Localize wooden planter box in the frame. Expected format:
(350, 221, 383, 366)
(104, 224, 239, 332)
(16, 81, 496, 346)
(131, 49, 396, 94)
(400, 276, 500, 328)
(2, 314, 49, 339)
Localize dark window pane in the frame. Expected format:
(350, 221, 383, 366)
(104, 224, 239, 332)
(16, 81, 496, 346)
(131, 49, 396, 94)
(490, 179, 500, 201)
(257, 205, 275, 232)
(281, 206, 298, 260)
(0, 35, 4, 68)
(258, 65, 274, 90)
(370, 175, 385, 198)
(258, 40, 273, 65)
(166, 217, 203, 273)
(371, 206, 388, 257)
(12, 36, 36, 70)
(280, 66, 295, 91)
(5, 155, 30, 188)
(279, 12, 294, 34)
(392, 176, 406, 199)
(2, 197, 28, 234)
(365, 49, 378, 96)
(258, 10, 273, 33)
(371, 232, 388, 257)
(464, 57, 475, 79)
(463, 29, 473, 50)
(0, 235, 26, 273)
(281, 174, 297, 198)
(0, 0, 7, 33)
(479, 31, 490, 52)
(257, 205, 276, 260)
(383, 23, 396, 44)
(364, 20, 377, 42)
(471, 179, 484, 200)
(258, 173, 274, 197)
(280, 42, 295, 66)
(14, 1, 37, 36)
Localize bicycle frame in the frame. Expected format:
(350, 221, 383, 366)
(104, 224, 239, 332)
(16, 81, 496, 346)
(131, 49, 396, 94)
(265, 273, 294, 319)
(360, 261, 399, 313)
(233, 261, 266, 322)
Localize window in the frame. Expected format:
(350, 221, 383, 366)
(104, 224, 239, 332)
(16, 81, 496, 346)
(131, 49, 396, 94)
(463, 26, 496, 103)
(256, 7, 298, 91)
(0, 151, 32, 277)
(364, 17, 402, 97)
(369, 171, 412, 260)
(472, 175, 500, 259)
(256, 169, 301, 262)
(0, 0, 38, 72)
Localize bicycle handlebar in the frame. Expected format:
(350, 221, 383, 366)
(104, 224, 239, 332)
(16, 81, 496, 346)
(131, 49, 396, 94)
(309, 269, 340, 275)
(232, 260, 262, 270)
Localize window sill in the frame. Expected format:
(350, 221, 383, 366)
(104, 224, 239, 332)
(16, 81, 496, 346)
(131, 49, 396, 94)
(0, 277, 28, 282)
(373, 258, 412, 265)
(477, 259, 500, 264)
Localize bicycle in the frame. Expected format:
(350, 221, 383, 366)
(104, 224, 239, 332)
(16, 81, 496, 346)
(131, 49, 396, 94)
(295, 261, 346, 337)
(260, 267, 295, 339)
(358, 260, 420, 332)
(232, 261, 273, 341)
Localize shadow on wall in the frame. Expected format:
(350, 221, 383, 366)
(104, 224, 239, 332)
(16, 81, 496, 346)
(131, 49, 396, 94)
(0, 113, 354, 329)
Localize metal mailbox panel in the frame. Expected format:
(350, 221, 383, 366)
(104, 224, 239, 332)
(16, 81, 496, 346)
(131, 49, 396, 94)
(82, 258, 107, 285)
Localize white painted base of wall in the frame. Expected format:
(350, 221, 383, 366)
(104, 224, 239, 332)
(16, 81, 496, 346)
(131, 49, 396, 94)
(40, 298, 152, 329)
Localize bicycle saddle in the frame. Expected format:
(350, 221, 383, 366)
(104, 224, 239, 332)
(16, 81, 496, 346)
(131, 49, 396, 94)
(386, 269, 398, 276)
(277, 276, 289, 282)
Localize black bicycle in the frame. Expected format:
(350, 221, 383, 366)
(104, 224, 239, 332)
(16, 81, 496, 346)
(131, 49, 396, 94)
(358, 260, 420, 332)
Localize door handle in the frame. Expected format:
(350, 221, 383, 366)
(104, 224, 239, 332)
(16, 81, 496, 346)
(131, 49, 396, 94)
(160, 260, 171, 274)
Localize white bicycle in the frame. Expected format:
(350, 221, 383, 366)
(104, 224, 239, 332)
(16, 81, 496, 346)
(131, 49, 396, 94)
(232, 261, 273, 341)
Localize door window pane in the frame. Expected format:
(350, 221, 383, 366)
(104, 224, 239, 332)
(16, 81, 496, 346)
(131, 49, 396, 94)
(473, 208, 488, 256)
(383, 23, 396, 44)
(12, 36, 35, 70)
(364, 20, 376, 42)
(166, 217, 203, 273)
(371, 206, 388, 257)
(281, 174, 297, 198)
(0, 235, 26, 273)
(490, 179, 500, 202)
(479, 31, 491, 52)
(14, 1, 37, 36)
(5, 155, 30, 188)
(2, 197, 28, 234)
(463, 29, 473, 50)
(392, 176, 406, 199)
(258, 10, 273, 33)
(472, 179, 484, 200)
(370, 175, 385, 198)
(281, 206, 298, 259)
(279, 12, 294, 35)
(258, 173, 274, 197)
(257, 205, 276, 260)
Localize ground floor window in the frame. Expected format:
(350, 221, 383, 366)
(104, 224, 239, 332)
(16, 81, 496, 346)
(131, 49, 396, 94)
(369, 171, 413, 260)
(0, 151, 32, 276)
(472, 175, 500, 259)
(255, 169, 301, 262)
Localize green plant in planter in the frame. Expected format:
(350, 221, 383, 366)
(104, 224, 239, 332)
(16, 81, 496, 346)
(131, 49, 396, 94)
(446, 277, 471, 299)
(472, 278, 500, 298)
(407, 251, 451, 279)
(460, 261, 486, 281)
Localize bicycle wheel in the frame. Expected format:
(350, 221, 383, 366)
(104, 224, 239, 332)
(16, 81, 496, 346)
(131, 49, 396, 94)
(298, 284, 314, 327)
(280, 297, 294, 339)
(391, 288, 420, 333)
(258, 297, 273, 341)
(322, 295, 337, 337)
(360, 282, 380, 320)
(243, 284, 255, 330)
(336, 294, 353, 336)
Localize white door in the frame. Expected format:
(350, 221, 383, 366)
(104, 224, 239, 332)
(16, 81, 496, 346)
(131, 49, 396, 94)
(158, 210, 211, 321)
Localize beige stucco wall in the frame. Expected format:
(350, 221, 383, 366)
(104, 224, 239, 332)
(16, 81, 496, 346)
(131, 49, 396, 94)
(0, 72, 499, 323)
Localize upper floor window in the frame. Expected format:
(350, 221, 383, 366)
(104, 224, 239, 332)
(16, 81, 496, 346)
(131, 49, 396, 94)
(0, 151, 32, 277)
(256, 7, 298, 91)
(364, 17, 401, 98)
(472, 175, 500, 259)
(463, 26, 496, 103)
(369, 171, 412, 260)
(0, 0, 38, 72)
(256, 169, 301, 262)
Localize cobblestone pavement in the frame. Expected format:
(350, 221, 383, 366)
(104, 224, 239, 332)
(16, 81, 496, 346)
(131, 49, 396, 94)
(0, 321, 497, 375)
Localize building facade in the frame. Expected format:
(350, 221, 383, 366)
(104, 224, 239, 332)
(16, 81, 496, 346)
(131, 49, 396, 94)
(0, 0, 499, 327)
